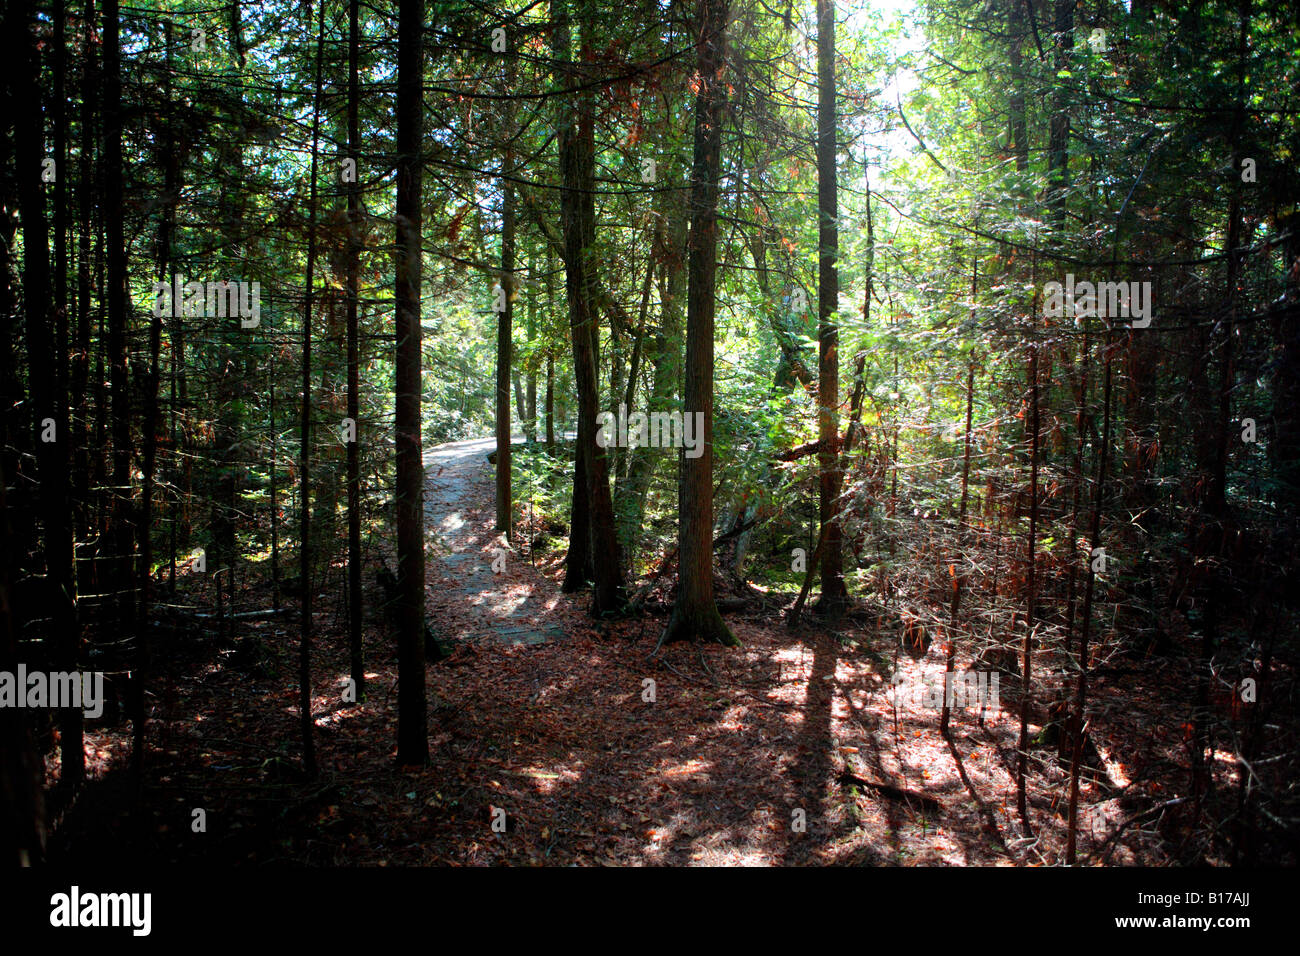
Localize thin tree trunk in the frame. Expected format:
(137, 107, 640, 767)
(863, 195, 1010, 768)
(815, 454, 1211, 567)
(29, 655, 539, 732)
(270, 350, 280, 610)
(557, 0, 624, 613)
(54, 0, 84, 787)
(495, 77, 516, 538)
(545, 250, 556, 453)
(164, 19, 180, 594)
(513, 373, 526, 430)
(554, 8, 592, 592)
(297, 0, 327, 780)
(545, 351, 556, 451)
(92, 221, 107, 540)
(135, 14, 180, 789)
(1191, 0, 1251, 827)
(73, 0, 96, 543)
(661, 0, 735, 646)
(1046, 0, 1072, 227)
(394, 0, 428, 766)
(1006, 0, 1029, 174)
(1018, 258, 1041, 829)
(346, 0, 364, 699)
(525, 248, 538, 444)
(815, 0, 846, 616)
(941, 263, 975, 739)
(621, 214, 685, 559)
(53, 0, 69, 458)
(103, 0, 139, 776)
(1065, 317, 1113, 863)
(787, 353, 869, 627)
(13, 0, 82, 789)
(53, 0, 69, 464)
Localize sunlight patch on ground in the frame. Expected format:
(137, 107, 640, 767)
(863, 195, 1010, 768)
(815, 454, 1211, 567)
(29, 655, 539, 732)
(653, 757, 712, 780)
(488, 595, 530, 617)
(1095, 739, 1132, 789)
(315, 708, 361, 730)
(512, 766, 575, 794)
(717, 705, 749, 730)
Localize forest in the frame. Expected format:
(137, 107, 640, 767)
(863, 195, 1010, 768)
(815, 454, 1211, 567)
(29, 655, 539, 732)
(1, 0, 1298, 875)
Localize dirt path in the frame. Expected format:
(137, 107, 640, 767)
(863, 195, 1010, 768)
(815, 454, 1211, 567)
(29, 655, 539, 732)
(423, 435, 565, 646)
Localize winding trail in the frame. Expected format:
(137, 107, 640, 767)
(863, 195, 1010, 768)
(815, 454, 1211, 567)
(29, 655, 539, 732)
(423, 435, 566, 646)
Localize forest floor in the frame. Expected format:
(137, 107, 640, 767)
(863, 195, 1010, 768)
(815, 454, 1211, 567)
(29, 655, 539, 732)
(46, 436, 1241, 866)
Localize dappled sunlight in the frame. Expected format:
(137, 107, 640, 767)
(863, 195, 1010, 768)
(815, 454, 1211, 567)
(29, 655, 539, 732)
(24, 0, 1297, 879)
(652, 757, 713, 780)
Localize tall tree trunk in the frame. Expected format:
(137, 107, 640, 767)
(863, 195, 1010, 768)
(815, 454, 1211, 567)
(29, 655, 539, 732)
(556, 7, 592, 592)
(495, 73, 516, 538)
(557, 0, 624, 613)
(296, 0, 327, 780)
(545, 352, 556, 451)
(136, 14, 181, 788)
(1018, 259, 1040, 829)
(661, 0, 736, 647)
(72, 0, 96, 543)
(0, 20, 26, 649)
(12, 0, 82, 788)
(92, 222, 107, 539)
(270, 351, 280, 610)
(1191, 0, 1251, 828)
(525, 248, 538, 444)
(394, 0, 428, 766)
(164, 18, 180, 593)
(1046, 0, 1072, 226)
(54, 0, 85, 787)
(941, 261, 974, 739)
(545, 248, 556, 453)
(1006, 0, 1029, 174)
(513, 373, 526, 432)
(53, 0, 69, 463)
(103, 0, 138, 774)
(0, 1, 24, 496)
(621, 209, 686, 560)
(815, 0, 846, 615)
(346, 0, 364, 700)
(1065, 318, 1114, 864)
